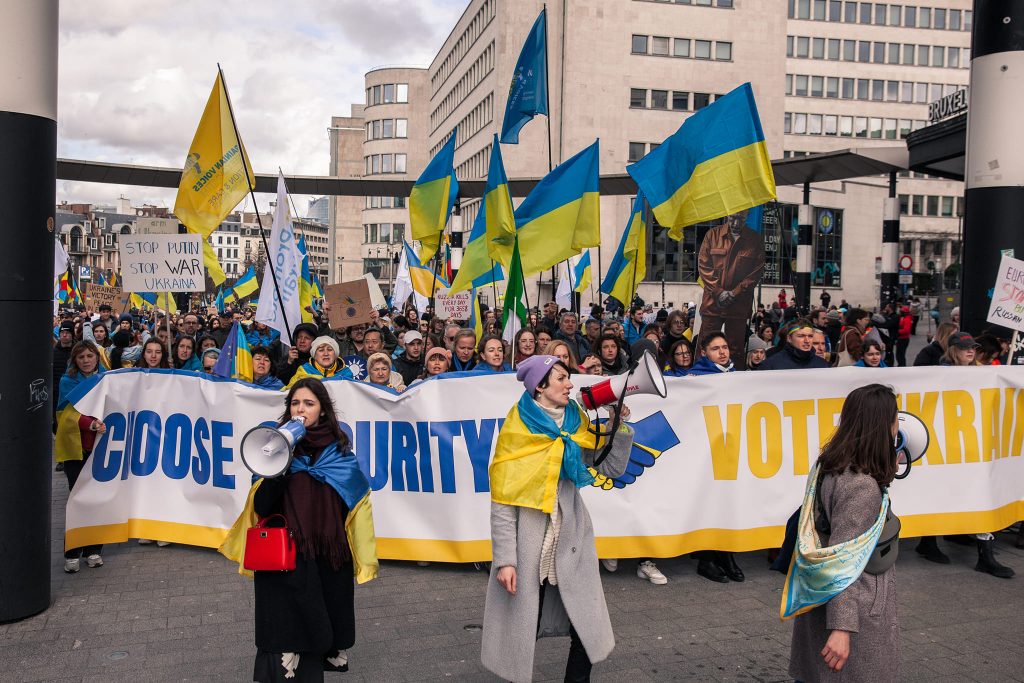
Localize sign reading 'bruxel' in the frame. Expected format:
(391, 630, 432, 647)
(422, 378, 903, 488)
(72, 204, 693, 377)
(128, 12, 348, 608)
(928, 88, 968, 124)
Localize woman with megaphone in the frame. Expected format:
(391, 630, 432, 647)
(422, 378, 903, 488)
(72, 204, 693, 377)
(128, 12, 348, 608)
(220, 378, 378, 682)
(481, 355, 635, 682)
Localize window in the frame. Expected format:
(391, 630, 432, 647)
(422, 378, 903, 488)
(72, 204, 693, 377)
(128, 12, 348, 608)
(794, 112, 807, 134)
(828, 38, 840, 59)
(934, 8, 946, 29)
(396, 84, 408, 102)
(871, 80, 884, 100)
(716, 41, 732, 60)
(824, 114, 838, 135)
(858, 41, 870, 62)
(919, 7, 931, 28)
(915, 82, 928, 103)
(899, 195, 909, 214)
(841, 77, 854, 98)
(693, 92, 711, 110)
(929, 83, 942, 101)
(795, 75, 808, 96)
(787, 35, 794, 57)
(371, 85, 380, 104)
(829, 0, 842, 21)
(873, 41, 885, 62)
(926, 196, 939, 216)
(857, 79, 869, 99)
(884, 118, 897, 139)
(941, 196, 955, 217)
(917, 45, 929, 67)
(844, 1, 857, 23)
(950, 9, 961, 30)
(394, 154, 406, 173)
(674, 38, 690, 57)
(899, 118, 912, 138)
(812, 208, 842, 287)
(874, 3, 886, 24)
(785, 74, 793, 95)
(902, 43, 914, 65)
(826, 77, 839, 98)
(630, 88, 646, 108)
(854, 116, 867, 137)
(628, 142, 646, 163)
(383, 84, 395, 103)
(813, 37, 825, 59)
(948, 47, 960, 68)
(809, 113, 823, 134)
(887, 42, 900, 64)
(911, 195, 923, 215)
(651, 89, 668, 109)
(672, 91, 689, 110)
(887, 80, 899, 100)
(965, 10, 972, 30)
(631, 34, 648, 54)
(695, 40, 712, 59)
(652, 36, 670, 55)
(932, 46, 944, 67)
(859, 2, 872, 23)
(382, 119, 394, 138)
(813, 0, 826, 19)
(784, 112, 792, 134)
(395, 119, 407, 138)
(811, 75, 824, 97)
(381, 154, 392, 173)
(839, 116, 853, 136)
(870, 117, 882, 138)
(796, 0, 810, 17)
(843, 39, 856, 60)
(904, 5, 916, 27)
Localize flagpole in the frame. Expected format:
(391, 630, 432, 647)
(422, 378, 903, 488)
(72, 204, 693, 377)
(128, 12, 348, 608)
(541, 4, 562, 310)
(490, 259, 499, 312)
(217, 64, 293, 345)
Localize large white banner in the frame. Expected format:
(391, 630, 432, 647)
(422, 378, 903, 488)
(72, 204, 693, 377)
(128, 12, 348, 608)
(66, 367, 1024, 561)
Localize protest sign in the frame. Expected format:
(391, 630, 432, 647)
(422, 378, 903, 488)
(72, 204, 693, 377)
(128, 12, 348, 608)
(85, 284, 130, 311)
(67, 367, 1024, 561)
(324, 279, 374, 328)
(986, 253, 1024, 332)
(119, 234, 205, 292)
(362, 273, 388, 311)
(436, 291, 472, 319)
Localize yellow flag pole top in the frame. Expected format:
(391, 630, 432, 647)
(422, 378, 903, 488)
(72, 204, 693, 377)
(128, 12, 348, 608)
(173, 71, 256, 239)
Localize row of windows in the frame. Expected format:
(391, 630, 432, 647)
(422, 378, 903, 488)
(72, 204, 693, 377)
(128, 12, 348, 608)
(630, 88, 718, 111)
(634, 0, 734, 6)
(365, 118, 408, 141)
(784, 111, 928, 139)
(898, 194, 961, 217)
(628, 141, 661, 163)
(431, 41, 495, 133)
(217, 248, 239, 260)
(786, 74, 964, 104)
(787, 35, 968, 68)
(214, 234, 239, 245)
(456, 143, 492, 181)
(363, 223, 406, 245)
(363, 153, 408, 175)
(903, 238, 960, 260)
(631, 35, 732, 61)
(788, 1, 972, 31)
(365, 83, 409, 107)
(431, 0, 495, 94)
(453, 93, 494, 150)
(364, 196, 407, 210)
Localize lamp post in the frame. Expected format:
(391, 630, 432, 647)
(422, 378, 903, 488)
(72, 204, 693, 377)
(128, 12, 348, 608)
(337, 256, 345, 282)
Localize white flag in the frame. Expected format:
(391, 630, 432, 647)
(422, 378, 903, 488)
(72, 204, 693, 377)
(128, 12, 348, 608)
(555, 260, 574, 312)
(255, 173, 304, 346)
(392, 244, 429, 314)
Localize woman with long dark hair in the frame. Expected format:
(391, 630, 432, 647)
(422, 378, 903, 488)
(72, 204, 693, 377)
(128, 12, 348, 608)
(221, 378, 378, 681)
(664, 337, 695, 377)
(787, 384, 901, 682)
(136, 338, 170, 369)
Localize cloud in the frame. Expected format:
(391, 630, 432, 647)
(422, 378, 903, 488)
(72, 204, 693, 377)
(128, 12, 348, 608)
(56, 0, 466, 209)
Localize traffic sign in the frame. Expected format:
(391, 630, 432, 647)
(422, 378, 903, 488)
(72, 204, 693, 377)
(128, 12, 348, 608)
(898, 254, 913, 270)
(899, 269, 913, 284)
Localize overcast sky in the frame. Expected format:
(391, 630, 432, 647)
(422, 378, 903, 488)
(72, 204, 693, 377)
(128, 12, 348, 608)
(57, 0, 468, 214)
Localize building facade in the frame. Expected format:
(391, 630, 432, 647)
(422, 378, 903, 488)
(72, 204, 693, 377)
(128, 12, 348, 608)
(330, 0, 972, 310)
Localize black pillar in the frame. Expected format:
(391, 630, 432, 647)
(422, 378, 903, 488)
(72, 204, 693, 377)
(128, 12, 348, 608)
(880, 171, 900, 309)
(962, 1, 1024, 334)
(795, 182, 812, 312)
(0, 0, 58, 621)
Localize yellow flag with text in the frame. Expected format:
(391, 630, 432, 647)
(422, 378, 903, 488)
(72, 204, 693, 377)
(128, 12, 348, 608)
(173, 72, 255, 238)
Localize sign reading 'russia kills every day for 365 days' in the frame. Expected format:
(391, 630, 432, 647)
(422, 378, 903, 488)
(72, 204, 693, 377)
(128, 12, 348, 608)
(118, 234, 205, 292)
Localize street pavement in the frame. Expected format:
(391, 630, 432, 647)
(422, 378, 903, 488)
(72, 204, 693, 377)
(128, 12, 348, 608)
(5, 330, 1024, 682)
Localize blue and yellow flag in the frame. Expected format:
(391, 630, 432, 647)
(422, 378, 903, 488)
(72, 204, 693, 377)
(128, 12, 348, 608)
(203, 238, 227, 287)
(468, 287, 484, 340)
(515, 140, 601, 278)
(155, 292, 176, 313)
(214, 286, 226, 313)
(409, 130, 459, 263)
(225, 265, 258, 302)
(572, 251, 592, 293)
(95, 271, 107, 287)
(213, 320, 253, 382)
(484, 135, 516, 267)
(601, 192, 647, 307)
(627, 83, 776, 238)
(404, 242, 449, 298)
(449, 200, 504, 293)
(297, 235, 314, 322)
(500, 9, 548, 144)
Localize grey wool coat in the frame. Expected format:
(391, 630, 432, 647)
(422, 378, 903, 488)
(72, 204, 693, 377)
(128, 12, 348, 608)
(481, 423, 634, 682)
(789, 469, 900, 683)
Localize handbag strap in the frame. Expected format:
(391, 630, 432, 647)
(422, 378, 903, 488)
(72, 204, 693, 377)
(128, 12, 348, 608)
(257, 513, 289, 528)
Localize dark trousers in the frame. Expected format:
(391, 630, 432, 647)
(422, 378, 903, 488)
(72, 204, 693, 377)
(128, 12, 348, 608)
(64, 453, 102, 559)
(896, 338, 910, 367)
(911, 315, 920, 335)
(538, 580, 592, 682)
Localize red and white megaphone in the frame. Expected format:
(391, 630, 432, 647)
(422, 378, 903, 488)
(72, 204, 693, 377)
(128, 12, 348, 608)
(579, 350, 668, 410)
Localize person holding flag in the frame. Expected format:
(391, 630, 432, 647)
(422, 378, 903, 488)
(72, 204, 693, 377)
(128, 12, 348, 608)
(212, 320, 254, 383)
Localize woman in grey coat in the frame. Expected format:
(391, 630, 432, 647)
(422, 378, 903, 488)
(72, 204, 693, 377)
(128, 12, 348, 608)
(482, 355, 634, 682)
(789, 383, 901, 683)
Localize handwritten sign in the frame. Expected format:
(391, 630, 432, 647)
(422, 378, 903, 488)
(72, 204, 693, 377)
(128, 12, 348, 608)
(118, 234, 204, 292)
(436, 291, 472, 320)
(85, 284, 131, 311)
(986, 254, 1024, 332)
(324, 279, 374, 329)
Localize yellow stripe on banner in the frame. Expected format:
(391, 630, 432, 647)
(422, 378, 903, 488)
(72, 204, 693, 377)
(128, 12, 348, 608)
(65, 520, 230, 551)
(663, 140, 775, 238)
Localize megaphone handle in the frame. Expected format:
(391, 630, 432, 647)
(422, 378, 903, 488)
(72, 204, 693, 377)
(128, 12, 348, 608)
(592, 390, 628, 468)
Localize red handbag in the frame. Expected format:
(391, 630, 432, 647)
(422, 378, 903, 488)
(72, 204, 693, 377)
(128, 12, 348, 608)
(243, 514, 296, 571)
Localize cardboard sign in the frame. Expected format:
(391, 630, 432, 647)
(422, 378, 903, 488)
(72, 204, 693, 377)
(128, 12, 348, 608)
(85, 284, 131, 311)
(118, 234, 205, 292)
(986, 253, 1024, 332)
(436, 291, 472, 320)
(324, 279, 374, 328)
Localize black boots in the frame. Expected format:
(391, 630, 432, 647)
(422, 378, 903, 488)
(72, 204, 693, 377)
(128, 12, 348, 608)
(916, 536, 950, 564)
(694, 552, 744, 583)
(976, 539, 1014, 579)
(716, 551, 745, 582)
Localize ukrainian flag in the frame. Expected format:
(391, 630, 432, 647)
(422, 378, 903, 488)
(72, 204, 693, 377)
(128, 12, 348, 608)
(155, 292, 176, 313)
(601, 192, 647, 307)
(627, 83, 776, 237)
(449, 204, 504, 293)
(225, 265, 258, 302)
(404, 242, 448, 298)
(212, 320, 254, 382)
(484, 135, 516, 267)
(572, 251, 592, 293)
(514, 140, 600, 278)
(297, 235, 314, 322)
(409, 130, 458, 264)
(203, 238, 227, 287)
(467, 287, 484, 339)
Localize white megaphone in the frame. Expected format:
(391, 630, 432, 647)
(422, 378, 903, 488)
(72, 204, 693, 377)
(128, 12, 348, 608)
(239, 418, 307, 478)
(579, 350, 668, 410)
(894, 411, 930, 479)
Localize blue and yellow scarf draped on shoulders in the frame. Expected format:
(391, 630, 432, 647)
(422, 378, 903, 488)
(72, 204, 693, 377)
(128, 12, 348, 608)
(55, 367, 105, 463)
(489, 392, 604, 513)
(219, 441, 379, 584)
(780, 461, 889, 619)
(286, 359, 353, 389)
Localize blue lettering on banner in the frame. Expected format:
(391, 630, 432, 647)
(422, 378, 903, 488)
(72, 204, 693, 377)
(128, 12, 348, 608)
(92, 412, 235, 489)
